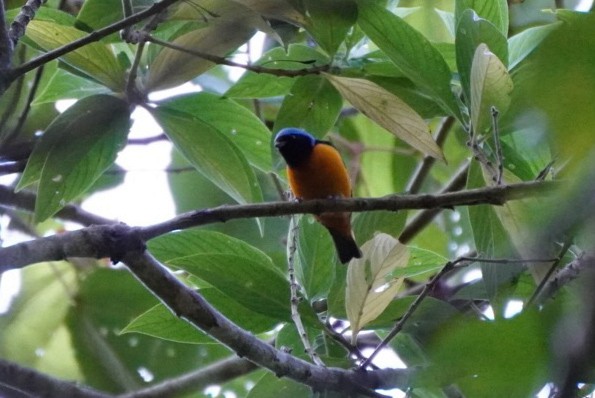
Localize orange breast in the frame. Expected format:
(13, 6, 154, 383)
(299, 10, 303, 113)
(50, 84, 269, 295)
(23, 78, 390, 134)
(286, 143, 352, 200)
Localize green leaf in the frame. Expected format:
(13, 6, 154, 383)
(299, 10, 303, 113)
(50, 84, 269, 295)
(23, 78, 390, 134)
(247, 373, 310, 398)
(151, 104, 263, 206)
(466, 162, 519, 309)
(455, 0, 509, 36)
(357, 1, 462, 121)
(325, 74, 443, 160)
(303, 0, 357, 56)
(33, 68, 111, 105)
(226, 45, 330, 98)
(470, 43, 513, 135)
(346, 233, 409, 343)
(122, 288, 278, 344)
(508, 23, 560, 70)
(148, 230, 291, 321)
(157, 93, 272, 172)
(18, 95, 130, 222)
(0, 262, 77, 368)
(293, 216, 336, 301)
(273, 75, 343, 137)
(25, 20, 126, 91)
(146, 15, 256, 91)
(455, 9, 508, 103)
(76, 0, 153, 32)
(390, 247, 448, 278)
(353, 210, 407, 244)
(425, 311, 549, 397)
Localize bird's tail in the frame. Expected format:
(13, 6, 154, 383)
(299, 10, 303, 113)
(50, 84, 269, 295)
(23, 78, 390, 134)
(329, 229, 361, 264)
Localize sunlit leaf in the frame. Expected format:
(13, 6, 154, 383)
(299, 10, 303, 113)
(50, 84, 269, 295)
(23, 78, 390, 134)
(470, 43, 513, 135)
(325, 75, 443, 160)
(151, 104, 263, 206)
(25, 20, 126, 91)
(18, 95, 130, 222)
(357, 1, 462, 121)
(346, 233, 409, 343)
(273, 75, 342, 137)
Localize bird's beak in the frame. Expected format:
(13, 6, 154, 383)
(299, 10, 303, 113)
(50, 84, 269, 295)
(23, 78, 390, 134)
(274, 140, 285, 149)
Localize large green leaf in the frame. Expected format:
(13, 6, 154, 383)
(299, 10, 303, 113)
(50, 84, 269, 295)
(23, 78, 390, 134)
(247, 373, 310, 398)
(508, 22, 560, 70)
(151, 104, 263, 206)
(25, 20, 126, 91)
(146, 12, 257, 91)
(76, 0, 153, 32)
(455, 0, 509, 36)
(17, 95, 130, 222)
(0, 262, 78, 374)
(122, 288, 278, 344)
(357, 1, 462, 121)
(148, 230, 291, 321)
(455, 10, 508, 103)
(424, 311, 549, 397)
(293, 216, 336, 301)
(225, 44, 330, 98)
(325, 74, 443, 160)
(470, 43, 513, 135)
(466, 162, 519, 313)
(33, 68, 111, 105)
(273, 75, 343, 137)
(302, 0, 357, 56)
(157, 93, 272, 172)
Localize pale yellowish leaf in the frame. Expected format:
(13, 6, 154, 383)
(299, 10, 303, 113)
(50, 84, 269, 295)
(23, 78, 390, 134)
(229, 0, 306, 25)
(26, 21, 125, 91)
(470, 43, 513, 135)
(146, 16, 256, 91)
(324, 74, 444, 160)
(346, 233, 409, 343)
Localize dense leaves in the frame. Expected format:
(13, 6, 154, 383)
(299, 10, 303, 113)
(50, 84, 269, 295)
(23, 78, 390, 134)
(1, 0, 594, 397)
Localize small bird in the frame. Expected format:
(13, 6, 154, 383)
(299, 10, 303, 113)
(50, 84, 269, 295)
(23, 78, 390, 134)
(274, 127, 362, 264)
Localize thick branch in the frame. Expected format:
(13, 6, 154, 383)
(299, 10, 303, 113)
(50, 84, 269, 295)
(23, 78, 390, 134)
(0, 358, 110, 398)
(122, 251, 411, 396)
(0, 181, 557, 273)
(141, 180, 556, 240)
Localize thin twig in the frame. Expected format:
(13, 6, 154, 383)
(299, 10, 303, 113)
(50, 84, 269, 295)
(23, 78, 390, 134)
(399, 160, 470, 243)
(406, 116, 455, 194)
(6, 65, 45, 142)
(491, 107, 503, 185)
(8, 0, 184, 83)
(288, 217, 325, 366)
(146, 35, 330, 77)
(359, 255, 558, 369)
(0, 0, 13, 75)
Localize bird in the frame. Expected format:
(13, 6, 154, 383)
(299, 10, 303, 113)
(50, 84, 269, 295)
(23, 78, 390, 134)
(274, 127, 362, 264)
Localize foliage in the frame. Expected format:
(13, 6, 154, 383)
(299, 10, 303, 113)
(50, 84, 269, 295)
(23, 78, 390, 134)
(0, 0, 594, 397)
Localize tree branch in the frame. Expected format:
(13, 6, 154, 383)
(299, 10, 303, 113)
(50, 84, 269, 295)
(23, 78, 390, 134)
(0, 180, 557, 273)
(141, 180, 556, 240)
(7, 0, 44, 47)
(0, 184, 114, 226)
(0, 358, 110, 398)
(6, 0, 184, 85)
(121, 250, 410, 397)
(118, 355, 258, 398)
(0, 0, 13, 78)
